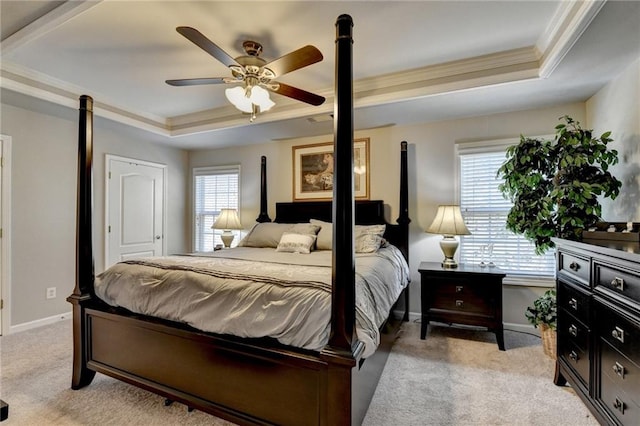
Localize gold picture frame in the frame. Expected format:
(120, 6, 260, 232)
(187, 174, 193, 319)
(292, 138, 369, 201)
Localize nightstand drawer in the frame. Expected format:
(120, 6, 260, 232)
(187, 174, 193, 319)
(558, 280, 591, 323)
(429, 281, 493, 315)
(558, 250, 590, 287)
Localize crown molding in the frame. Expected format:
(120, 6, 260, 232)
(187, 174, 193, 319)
(537, 0, 606, 78)
(0, 1, 103, 56)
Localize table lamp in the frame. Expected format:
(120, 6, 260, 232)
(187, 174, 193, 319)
(212, 209, 243, 248)
(426, 205, 471, 268)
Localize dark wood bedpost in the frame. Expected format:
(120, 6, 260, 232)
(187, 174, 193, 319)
(256, 156, 271, 223)
(67, 95, 96, 389)
(320, 14, 362, 426)
(328, 13, 357, 353)
(397, 141, 411, 321)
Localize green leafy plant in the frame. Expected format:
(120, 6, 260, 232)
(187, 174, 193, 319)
(525, 289, 557, 330)
(498, 115, 622, 254)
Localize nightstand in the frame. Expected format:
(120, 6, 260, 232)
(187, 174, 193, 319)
(419, 261, 506, 350)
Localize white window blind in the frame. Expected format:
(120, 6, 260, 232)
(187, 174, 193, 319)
(457, 145, 555, 277)
(193, 165, 240, 251)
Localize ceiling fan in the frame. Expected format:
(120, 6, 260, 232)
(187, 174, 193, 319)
(166, 26, 326, 121)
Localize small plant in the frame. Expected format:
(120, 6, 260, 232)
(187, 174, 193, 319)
(525, 289, 557, 330)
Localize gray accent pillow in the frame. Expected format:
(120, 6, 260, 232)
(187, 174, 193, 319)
(238, 223, 321, 248)
(310, 219, 386, 252)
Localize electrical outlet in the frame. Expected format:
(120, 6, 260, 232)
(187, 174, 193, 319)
(46, 287, 56, 299)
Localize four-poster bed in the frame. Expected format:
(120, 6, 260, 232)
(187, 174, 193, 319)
(68, 15, 411, 425)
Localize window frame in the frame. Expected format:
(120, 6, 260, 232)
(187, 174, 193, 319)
(192, 164, 241, 252)
(455, 137, 556, 284)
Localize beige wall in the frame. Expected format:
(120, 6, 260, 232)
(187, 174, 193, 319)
(1, 98, 189, 328)
(587, 57, 640, 222)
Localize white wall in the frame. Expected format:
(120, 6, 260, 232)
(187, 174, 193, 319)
(587, 57, 640, 222)
(1, 96, 189, 329)
(189, 102, 587, 332)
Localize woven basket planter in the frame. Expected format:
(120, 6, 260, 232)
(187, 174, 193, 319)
(540, 323, 557, 359)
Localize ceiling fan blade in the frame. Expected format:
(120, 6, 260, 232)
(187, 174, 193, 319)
(176, 26, 240, 68)
(166, 78, 228, 86)
(271, 82, 325, 106)
(264, 45, 323, 77)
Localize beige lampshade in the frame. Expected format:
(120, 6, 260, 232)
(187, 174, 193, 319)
(426, 205, 471, 236)
(212, 209, 243, 230)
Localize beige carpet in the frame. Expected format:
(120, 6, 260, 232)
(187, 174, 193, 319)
(0, 319, 599, 425)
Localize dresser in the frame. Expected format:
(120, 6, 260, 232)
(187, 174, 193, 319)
(554, 238, 640, 426)
(418, 262, 506, 350)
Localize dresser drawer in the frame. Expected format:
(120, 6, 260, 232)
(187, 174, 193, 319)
(559, 339, 590, 387)
(600, 371, 640, 426)
(594, 260, 640, 307)
(596, 300, 640, 366)
(558, 309, 590, 353)
(601, 340, 640, 407)
(558, 280, 591, 323)
(429, 281, 493, 315)
(558, 250, 590, 287)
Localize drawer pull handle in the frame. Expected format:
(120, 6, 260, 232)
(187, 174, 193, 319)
(455, 286, 464, 293)
(613, 397, 625, 414)
(568, 325, 578, 337)
(455, 300, 464, 308)
(613, 362, 626, 379)
(611, 277, 625, 291)
(568, 298, 578, 310)
(569, 351, 579, 362)
(569, 262, 580, 271)
(611, 326, 625, 343)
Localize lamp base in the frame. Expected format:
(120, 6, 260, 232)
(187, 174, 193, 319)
(439, 235, 459, 269)
(220, 231, 235, 248)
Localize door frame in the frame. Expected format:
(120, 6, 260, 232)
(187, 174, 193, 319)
(0, 135, 12, 335)
(104, 154, 167, 269)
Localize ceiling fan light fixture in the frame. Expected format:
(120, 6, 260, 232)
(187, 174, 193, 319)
(225, 85, 275, 115)
(225, 86, 253, 113)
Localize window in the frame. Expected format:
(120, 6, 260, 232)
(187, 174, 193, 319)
(193, 165, 240, 251)
(457, 140, 555, 277)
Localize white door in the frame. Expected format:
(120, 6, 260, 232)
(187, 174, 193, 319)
(106, 156, 166, 268)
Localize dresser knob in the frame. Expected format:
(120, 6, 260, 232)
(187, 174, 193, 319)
(568, 324, 578, 337)
(611, 326, 625, 343)
(611, 277, 625, 291)
(612, 362, 626, 379)
(455, 286, 464, 293)
(455, 300, 464, 308)
(569, 351, 579, 362)
(613, 397, 625, 414)
(569, 262, 580, 271)
(568, 298, 578, 310)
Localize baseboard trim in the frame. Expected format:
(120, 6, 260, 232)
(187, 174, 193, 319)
(9, 311, 72, 334)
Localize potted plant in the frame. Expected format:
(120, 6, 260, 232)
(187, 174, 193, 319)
(497, 115, 622, 254)
(526, 289, 557, 358)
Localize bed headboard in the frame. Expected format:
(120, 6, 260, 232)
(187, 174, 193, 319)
(274, 200, 408, 261)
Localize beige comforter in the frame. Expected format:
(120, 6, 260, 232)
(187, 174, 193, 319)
(94, 246, 409, 357)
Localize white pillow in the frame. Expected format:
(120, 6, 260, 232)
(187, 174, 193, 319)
(276, 232, 317, 254)
(310, 219, 386, 252)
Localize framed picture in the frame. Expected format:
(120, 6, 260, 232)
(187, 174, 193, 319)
(292, 138, 369, 201)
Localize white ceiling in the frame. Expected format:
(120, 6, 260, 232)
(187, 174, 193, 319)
(1, 0, 639, 150)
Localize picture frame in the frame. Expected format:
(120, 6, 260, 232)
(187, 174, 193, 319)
(292, 138, 370, 201)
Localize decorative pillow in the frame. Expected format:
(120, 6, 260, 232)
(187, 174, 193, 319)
(238, 223, 320, 248)
(310, 219, 386, 252)
(276, 232, 317, 254)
